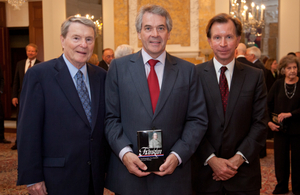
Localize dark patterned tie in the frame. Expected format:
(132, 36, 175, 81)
(219, 66, 229, 115)
(75, 70, 92, 125)
(148, 59, 160, 113)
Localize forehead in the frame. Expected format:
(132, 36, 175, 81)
(27, 46, 36, 51)
(142, 12, 166, 26)
(67, 22, 95, 37)
(287, 62, 297, 67)
(103, 50, 113, 56)
(210, 20, 236, 36)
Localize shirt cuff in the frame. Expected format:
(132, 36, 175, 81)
(236, 151, 249, 164)
(204, 153, 216, 166)
(170, 151, 182, 165)
(27, 183, 35, 187)
(119, 146, 133, 162)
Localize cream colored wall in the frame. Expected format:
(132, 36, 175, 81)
(278, 0, 300, 59)
(5, 2, 29, 27)
(103, 0, 115, 50)
(42, 0, 66, 61)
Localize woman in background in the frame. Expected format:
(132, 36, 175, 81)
(267, 55, 300, 195)
(265, 58, 278, 92)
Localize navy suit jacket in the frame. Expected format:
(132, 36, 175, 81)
(17, 55, 107, 195)
(105, 51, 208, 195)
(192, 59, 268, 193)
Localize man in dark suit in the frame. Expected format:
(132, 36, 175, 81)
(192, 13, 267, 195)
(17, 16, 107, 195)
(0, 66, 11, 144)
(105, 4, 208, 195)
(11, 43, 41, 150)
(98, 48, 114, 71)
(235, 43, 258, 67)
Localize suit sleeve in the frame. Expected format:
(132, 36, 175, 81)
(169, 65, 208, 164)
(12, 63, 21, 98)
(105, 60, 132, 155)
(17, 69, 45, 185)
(236, 70, 268, 163)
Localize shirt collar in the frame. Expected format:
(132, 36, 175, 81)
(213, 57, 235, 74)
(63, 54, 88, 80)
(141, 49, 166, 65)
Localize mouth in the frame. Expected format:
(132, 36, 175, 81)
(150, 40, 161, 45)
(76, 51, 87, 55)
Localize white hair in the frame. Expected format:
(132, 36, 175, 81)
(115, 44, 134, 58)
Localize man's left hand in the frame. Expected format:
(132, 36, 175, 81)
(154, 153, 178, 176)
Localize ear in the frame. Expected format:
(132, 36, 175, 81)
(138, 32, 141, 40)
(167, 31, 171, 40)
(207, 38, 212, 48)
(60, 35, 65, 49)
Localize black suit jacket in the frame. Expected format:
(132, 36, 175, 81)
(236, 56, 256, 67)
(192, 59, 267, 193)
(98, 60, 108, 71)
(12, 59, 41, 99)
(17, 55, 107, 195)
(105, 51, 208, 195)
(254, 59, 267, 77)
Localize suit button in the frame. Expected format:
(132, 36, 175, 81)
(87, 161, 91, 165)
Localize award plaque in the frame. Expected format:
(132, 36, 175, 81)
(137, 129, 164, 172)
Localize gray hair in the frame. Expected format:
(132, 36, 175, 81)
(278, 55, 300, 75)
(115, 44, 134, 58)
(246, 46, 261, 60)
(135, 4, 173, 33)
(61, 16, 97, 38)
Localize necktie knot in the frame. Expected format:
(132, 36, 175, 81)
(148, 59, 159, 67)
(220, 66, 227, 74)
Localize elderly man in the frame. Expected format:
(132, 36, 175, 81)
(99, 48, 114, 71)
(105, 4, 207, 195)
(11, 43, 41, 150)
(246, 46, 267, 75)
(235, 43, 256, 67)
(17, 16, 107, 195)
(192, 13, 267, 195)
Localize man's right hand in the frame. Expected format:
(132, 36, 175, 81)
(27, 181, 48, 195)
(207, 156, 238, 181)
(122, 152, 151, 177)
(12, 98, 18, 107)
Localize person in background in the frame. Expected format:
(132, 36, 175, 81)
(265, 58, 278, 92)
(114, 44, 134, 59)
(235, 43, 255, 67)
(11, 43, 41, 150)
(0, 66, 11, 144)
(99, 48, 114, 71)
(192, 13, 267, 195)
(267, 55, 300, 195)
(88, 53, 99, 66)
(246, 46, 267, 76)
(17, 16, 107, 195)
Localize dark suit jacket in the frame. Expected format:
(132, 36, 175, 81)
(105, 51, 208, 195)
(254, 59, 267, 77)
(236, 56, 255, 67)
(265, 69, 277, 92)
(192, 60, 267, 193)
(12, 59, 41, 99)
(99, 60, 108, 71)
(17, 55, 107, 195)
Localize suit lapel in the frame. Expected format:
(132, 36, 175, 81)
(128, 52, 153, 117)
(54, 56, 91, 128)
(203, 60, 225, 123)
(87, 64, 101, 131)
(153, 53, 178, 119)
(224, 61, 245, 129)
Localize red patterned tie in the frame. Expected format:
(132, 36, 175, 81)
(148, 59, 160, 113)
(219, 66, 229, 114)
(28, 60, 32, 69)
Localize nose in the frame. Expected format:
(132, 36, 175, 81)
(80, 39, 88, 47)
(151, 28, 158, 37)
(220, 37, 227, 47)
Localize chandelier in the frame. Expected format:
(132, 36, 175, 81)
(75, 14, 103, 35)
(8, 0, 27, 10)
(230, 0, 265, 46)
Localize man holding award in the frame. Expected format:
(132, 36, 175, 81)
(105, 4, 208, 195)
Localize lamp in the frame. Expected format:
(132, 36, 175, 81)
(75, 14, 103, 35)
(8, 0, 27, 10)
(230, 0, 265, 46)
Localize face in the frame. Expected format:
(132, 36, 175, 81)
(208, 20, 241, 65)
(271, 60, 278, 71)
(138, 12, 170, 59)
(26, 46, 38, 60)
(102, 49, 114, 64)
(284, 63, 298, 80)
(245, 51, 255, 63)
(60, 22, 95, 69)
(153, 133, 158, 140)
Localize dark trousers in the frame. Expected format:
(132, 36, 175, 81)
(0, 100, 5, 140)
(274, 132, 300, 194)
(88, 168, 95, 195)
